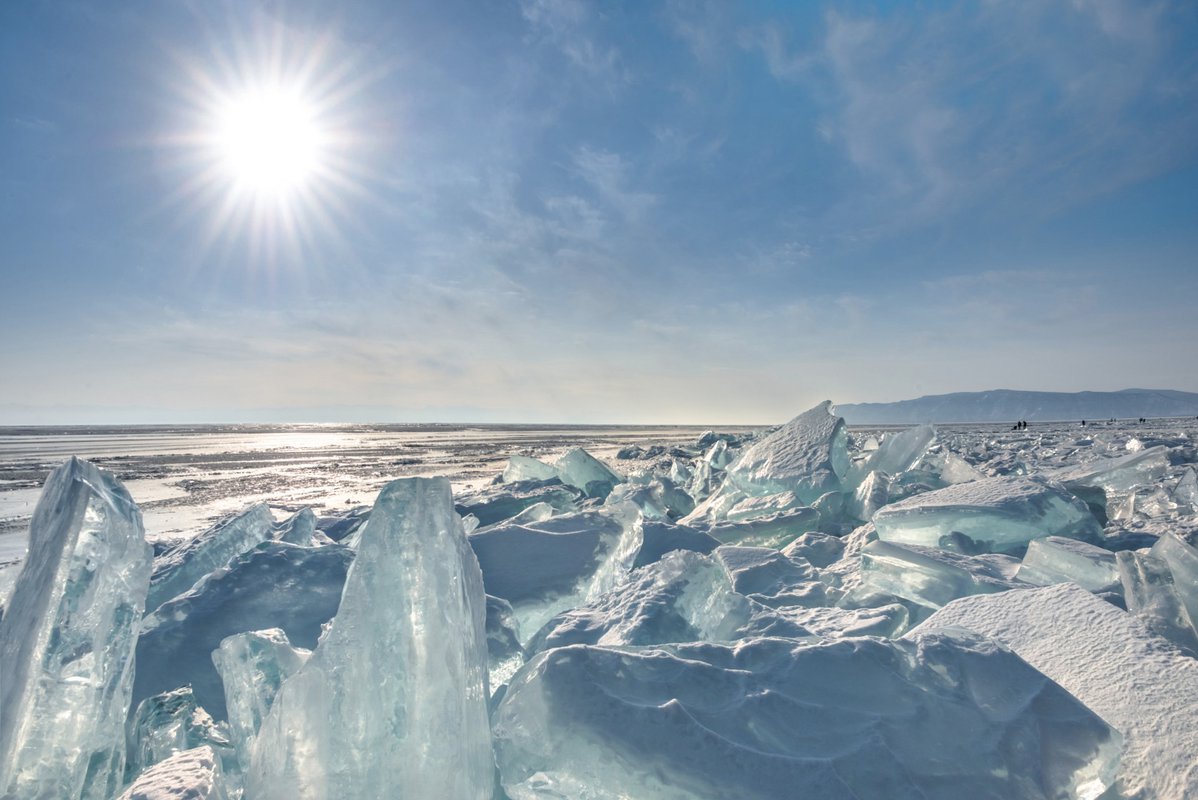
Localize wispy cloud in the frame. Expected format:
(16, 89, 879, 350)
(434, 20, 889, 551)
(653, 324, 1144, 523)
(747, 1, 1198, 228)
(519, 0, 631, 90)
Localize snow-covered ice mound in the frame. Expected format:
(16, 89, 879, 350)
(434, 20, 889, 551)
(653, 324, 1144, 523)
(493, 632, 1120, 800)
(913, 583, 1198, 800)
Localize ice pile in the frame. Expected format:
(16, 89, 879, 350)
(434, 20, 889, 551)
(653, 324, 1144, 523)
(2, 404, 1197, 799)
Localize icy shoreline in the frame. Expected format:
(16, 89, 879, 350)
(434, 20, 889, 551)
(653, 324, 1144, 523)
(1, 407, 1196, 799)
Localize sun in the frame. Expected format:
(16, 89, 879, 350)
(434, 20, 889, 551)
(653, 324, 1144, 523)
(159, 22, 378, 272)
(213, 86, 324, 196)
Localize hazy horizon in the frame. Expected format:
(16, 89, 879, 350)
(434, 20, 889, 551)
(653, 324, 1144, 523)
(3, 1, 1197, 425)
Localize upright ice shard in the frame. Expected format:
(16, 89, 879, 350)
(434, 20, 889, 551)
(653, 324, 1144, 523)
(0, 457, 153, 800)
(725, 401, 849, 502)
(554, 448, 623, 498)
(211, 629, 310, 764)
(494, 632, 1120, 800)
(146, 504, 274, 612)
(914, 583, 1198, 800)
(1116, 534, 1198, 654)
(117, 746, 229, 800)
(1117, 549, 1198, 655)
(246, 478, 492, 800)
(872, 475, 1100, 554)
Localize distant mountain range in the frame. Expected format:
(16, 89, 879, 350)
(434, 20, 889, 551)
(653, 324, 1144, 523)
(836, 389, 1198, 424)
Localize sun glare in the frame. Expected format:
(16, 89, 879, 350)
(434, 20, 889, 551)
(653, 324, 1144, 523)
(215, 87, 323, 196)
(161, 23, 377, 271)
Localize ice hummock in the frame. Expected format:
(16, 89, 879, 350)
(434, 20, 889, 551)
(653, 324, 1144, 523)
(914, 583, 1198, 800)
(493, 631, 1120, 800)
(134, 541, 352, 720)
(246, 477, 492, 800)
(872, 475, 1101, 554)
(469, 509, 643, 641)
(0, 457, 152, 800)
(146, 504, 274, 613)
(526, 550, 750, 654)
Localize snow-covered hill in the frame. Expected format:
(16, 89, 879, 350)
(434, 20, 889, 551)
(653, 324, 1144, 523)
(837, 388, 1198, 424)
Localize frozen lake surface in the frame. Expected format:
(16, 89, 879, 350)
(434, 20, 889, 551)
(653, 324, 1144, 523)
(0, 423, 725, 562)
(2, 412, 1197, 799)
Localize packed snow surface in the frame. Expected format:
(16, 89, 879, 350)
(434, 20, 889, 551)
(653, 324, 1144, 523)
(1, 407, 1197, 799)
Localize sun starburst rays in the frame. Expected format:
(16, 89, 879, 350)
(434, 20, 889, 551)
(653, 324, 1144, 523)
(155, 21, 378, 283)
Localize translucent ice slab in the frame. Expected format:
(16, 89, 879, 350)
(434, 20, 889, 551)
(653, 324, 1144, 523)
(872, 475, 1100, 554)
(1116, 549, 1198, 655)
(502, 454, 558, 483)
(526, 551, 749, 654)
(856, 423, 936, 483)
(147, 504, 274, 613)
(126, 687, 236, 782)
(456, 481, 581, 527)
(860, 539, 1023, 609)
(724, 400, 849, 502)
(470, 509, 642, 641)
(1016, 536, 1119, 593)
(554, 448, 623, 498)
(0, 457, 152, 800)
(712, 545, 831, 608)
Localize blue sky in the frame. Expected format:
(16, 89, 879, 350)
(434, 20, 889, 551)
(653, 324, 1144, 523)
(2, 0, 1196, 424)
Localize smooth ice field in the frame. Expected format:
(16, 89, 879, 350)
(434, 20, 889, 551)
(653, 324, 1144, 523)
(1, 407, 1197, 799)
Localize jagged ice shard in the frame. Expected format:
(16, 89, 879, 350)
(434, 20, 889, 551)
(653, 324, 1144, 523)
(725, 400, 849, 502)
(0, 457, 153, 800)
(246, 477, 492, 800)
